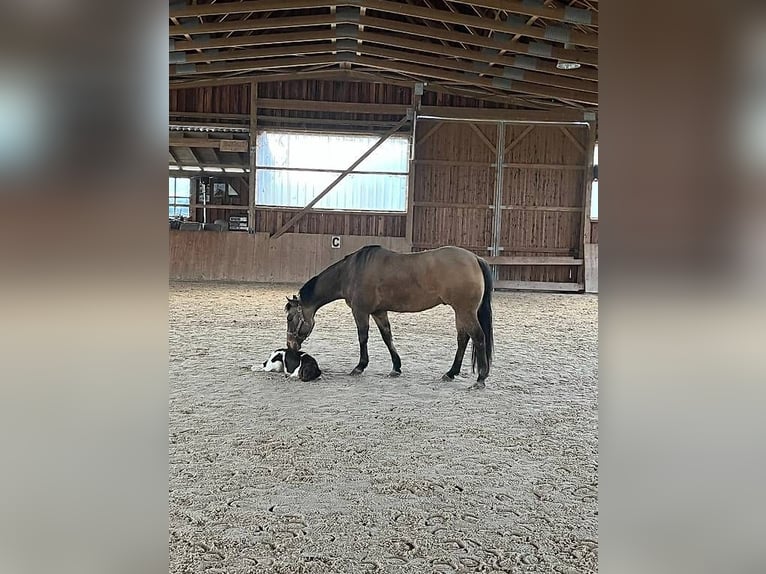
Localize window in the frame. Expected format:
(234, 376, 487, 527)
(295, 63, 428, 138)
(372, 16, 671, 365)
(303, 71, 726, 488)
(169, 177, 191, 218)
(590, 143, 598, 220)
(256, 131, 409, 211)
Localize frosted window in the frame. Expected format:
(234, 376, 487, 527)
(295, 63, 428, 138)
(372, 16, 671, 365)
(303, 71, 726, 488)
(256, 131, 409, 211)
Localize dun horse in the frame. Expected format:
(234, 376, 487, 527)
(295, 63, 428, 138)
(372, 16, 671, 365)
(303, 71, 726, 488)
(285, 245, 494, 389)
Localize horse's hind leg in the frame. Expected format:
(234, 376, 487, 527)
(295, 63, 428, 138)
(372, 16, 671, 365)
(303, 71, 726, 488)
(372, 311, 402, 377)
(443, 330, 469, 381)
(350, 310, 370, 376)
(466, 318, 489, 389)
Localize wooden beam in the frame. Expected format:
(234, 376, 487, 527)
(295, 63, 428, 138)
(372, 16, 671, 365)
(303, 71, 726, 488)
(170, 13, 337, 36)
(171, 54, 337, 76)
(351, 55, 598, 105)
(173, 32, 597, 95)
(171, 29, 330, 51)
(359, 15, 597, 70)
(169, 111, 249, 120)
(504, 125, 535, 154)
(170, 0, 330, 18)
(494, 280, 582, 292)
(359, 0, 598, 49)
(170, 50, 597, 105)
(469, 124, 497, 154)
(501, 163, 585, 170)
(356, 31, 597, 93)
(171, 17, 597, 83)
(356, 44, 597, 103)
(415, 121, 444, 147)
(271, 114, 411, 239)
(418, 106, 592, 123)
(485, 256, 583, 265)
(176, 43, 338, 65)
(169, 1, 597, 49)
(257, 98, 409, 115)
(459, 0, 598, 27)
(169, 0, 597, 28)
(170, 15, 597, 75)
(503, 205, 582, 212)
(559, 126, 586, 155)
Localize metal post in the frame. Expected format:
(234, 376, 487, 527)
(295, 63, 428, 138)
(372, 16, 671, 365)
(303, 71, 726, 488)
(491, 122, 506, 266)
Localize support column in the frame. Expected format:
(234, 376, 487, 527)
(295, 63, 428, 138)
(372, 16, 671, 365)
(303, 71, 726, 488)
(248, 80, 257, 233)
(491, 121, 506, 265)
(405, 82, 422, 250)
(578, 120, 597, 288)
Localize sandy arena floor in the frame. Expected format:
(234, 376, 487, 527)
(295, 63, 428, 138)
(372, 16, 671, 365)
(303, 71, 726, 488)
(169, 282, 598, 573)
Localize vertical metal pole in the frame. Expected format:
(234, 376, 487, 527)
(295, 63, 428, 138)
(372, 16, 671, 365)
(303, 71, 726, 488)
(491, 122, 505, 275)
(405, 84, 422, 250)
(201, 178, 207, 224)
(578, 120, 597, 288)
(248, 80, 258, 233)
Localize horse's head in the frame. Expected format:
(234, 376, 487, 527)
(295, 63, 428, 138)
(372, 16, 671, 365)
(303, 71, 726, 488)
(285, 295, 314, 350)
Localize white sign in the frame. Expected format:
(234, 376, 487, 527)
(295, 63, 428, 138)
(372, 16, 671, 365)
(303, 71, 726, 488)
(331, 236, 341, 249)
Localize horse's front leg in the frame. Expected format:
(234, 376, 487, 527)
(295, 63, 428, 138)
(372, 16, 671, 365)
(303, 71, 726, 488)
(350, 310, 370, 375)
(373, 311, 402, 377)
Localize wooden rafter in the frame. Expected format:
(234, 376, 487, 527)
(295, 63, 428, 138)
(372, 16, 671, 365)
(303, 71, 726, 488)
(456, 0, 598, 27)
(176, 30, 596, 94)
(169, 0, 597, 45)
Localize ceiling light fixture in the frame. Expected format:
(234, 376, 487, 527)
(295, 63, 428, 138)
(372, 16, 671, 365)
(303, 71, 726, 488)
(556, 42, 582, 70)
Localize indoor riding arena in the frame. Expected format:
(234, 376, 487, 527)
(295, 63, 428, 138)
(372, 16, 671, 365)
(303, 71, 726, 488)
(169, 2, 598, 572)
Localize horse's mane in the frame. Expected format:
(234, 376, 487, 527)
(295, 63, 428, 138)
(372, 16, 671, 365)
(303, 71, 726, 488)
(299, 245, 383, 305)
(298, 275, 320, 303)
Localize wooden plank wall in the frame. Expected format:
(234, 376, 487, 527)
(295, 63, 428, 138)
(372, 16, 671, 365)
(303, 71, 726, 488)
(169, 230, 410, 283)
(412, 120, 496, 258)
(412, 120, 587, 285)
(252, 208, 405, 237)
(585, 243, 598, 293)
(498, 124, 586, 283)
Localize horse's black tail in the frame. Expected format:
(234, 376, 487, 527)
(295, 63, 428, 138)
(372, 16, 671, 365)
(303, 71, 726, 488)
(472, 257, 494, 373)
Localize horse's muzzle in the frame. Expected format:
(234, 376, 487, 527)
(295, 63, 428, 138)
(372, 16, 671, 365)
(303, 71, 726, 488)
(286, 335, 302, 350)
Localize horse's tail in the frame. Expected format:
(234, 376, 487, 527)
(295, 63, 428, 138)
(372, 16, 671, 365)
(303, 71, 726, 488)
(472, 257, 494, 373)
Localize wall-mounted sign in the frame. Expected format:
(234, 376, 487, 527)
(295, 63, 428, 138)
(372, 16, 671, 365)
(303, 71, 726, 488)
(229, 214, 248, 232)
(219, 140, 248, 153)
(331, 236, 341, 249)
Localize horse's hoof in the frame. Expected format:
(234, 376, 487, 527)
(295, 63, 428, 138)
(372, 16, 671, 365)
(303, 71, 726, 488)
(350, 368, 364, 376)
(442, 373, 455, 381)
(468, 380, 486, 390)
(389, 370, 402, 378)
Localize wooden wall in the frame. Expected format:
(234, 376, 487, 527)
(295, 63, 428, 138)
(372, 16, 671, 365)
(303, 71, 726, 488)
(169, 230, 410, 283)
(412, 119, 588, 287)
(170, 80, 595, 291)
(498, 123, 586, 283)
(412, 120, 496, 258)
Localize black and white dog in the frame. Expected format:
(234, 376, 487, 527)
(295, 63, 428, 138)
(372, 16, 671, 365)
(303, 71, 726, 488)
(258, 348, 321, 381)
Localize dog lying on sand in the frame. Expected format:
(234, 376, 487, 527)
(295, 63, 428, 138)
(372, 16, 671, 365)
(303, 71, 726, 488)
(258, 348, 322, 382)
